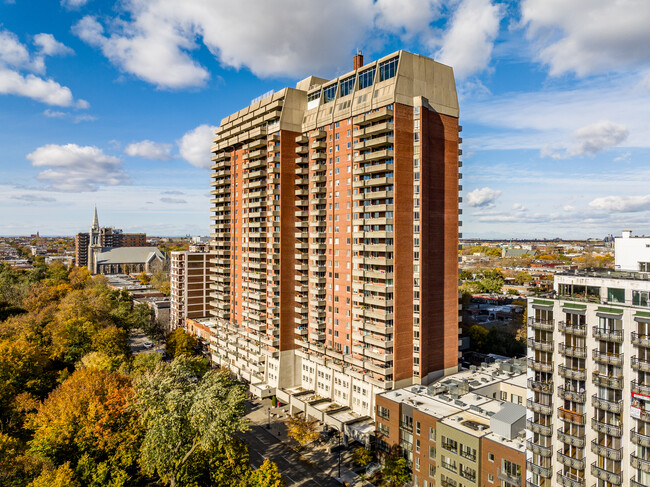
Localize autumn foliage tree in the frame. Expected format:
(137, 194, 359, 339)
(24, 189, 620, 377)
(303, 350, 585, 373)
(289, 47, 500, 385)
(285, 414, 320, 448)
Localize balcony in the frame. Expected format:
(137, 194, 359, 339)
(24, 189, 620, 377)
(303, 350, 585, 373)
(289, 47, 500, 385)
(529, 318, 554, 331)
(632, 355, 650, 372)
(528, 358, 553, 373)
(558, 321, 587, 336)
(558, 343, 587, 358)
(527, 440, 552, 457)
(632, 428, 650, 447)
(591, 463, 621, 485)
(632, 332, 650, 347)
(556, 450, 585, 470)
(557, 428, 585, 447)
(526, 460, 552, 479)
(556, 472, 585, 487)
(591, 418, 622, 436)
(528, 337, 554, 352)
(631, 454, 650, 474)
(559, 365, 586, 381)
(558, 386, 586, 403)
(528, 379, 553, 394)
(632, 380, 650, 396)
(527, 398, 553, 416)
(592, 372, 623, 389)
(527, 419, 552, 436)
(592, 395, 622, 413)
(591, 440, 622, 461)
(558, 407, 585, 425)
(497, 467, 522, 487)
(592, 326, 623, 342)
(593, 349, 623, 366)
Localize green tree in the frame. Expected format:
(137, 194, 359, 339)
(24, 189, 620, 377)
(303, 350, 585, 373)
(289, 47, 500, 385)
(514, 271, 533, 285)
(285, 414, 320, 448)
(382, 452, 410, 486)
(133, 356, 249, 487)
(166, 328, 198, 358)
(467, 325, 489, 352)
(352, 446, 372, 468)
(248, 458, 286, 487)
(28, 462, 80, 487)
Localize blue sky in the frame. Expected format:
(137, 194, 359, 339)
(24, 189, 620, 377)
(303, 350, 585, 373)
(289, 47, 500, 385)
(1, 0, 649, 239)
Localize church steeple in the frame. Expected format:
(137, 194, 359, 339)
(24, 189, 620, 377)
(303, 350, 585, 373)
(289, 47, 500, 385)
(88, 206, 101, 274)
(91, 205, 99, 231)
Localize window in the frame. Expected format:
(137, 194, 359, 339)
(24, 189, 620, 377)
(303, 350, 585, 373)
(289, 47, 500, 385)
(607, 287, 625, 303)
(429, 445, 436, 459)
(378, 57, 398, 81)
(307, 90, 321, 102)
(377, 422, 390, 436)
(501, 460, 521, 480)
(339, 75, 355, 97)
(488, 452, 494, 462)
(323, 84, 337, 103)
(377, 406, 390, 420)
(358, 67, 376, 90)
(634, 290, 649, 306)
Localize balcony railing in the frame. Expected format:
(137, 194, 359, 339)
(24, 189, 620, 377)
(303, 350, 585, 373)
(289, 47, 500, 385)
(556, 450, 585, 470)
(527, 398, 553, 415)
(591, 418, 622, 436)
(559, 365, 586, 381)
(527, 419, 552, 436)
(528, 358, 553, 373)
(593, 349, 623, 366)
(591, 463, 622, 485)
(556, 471, 585, 487)
(528, 379, 553, 393)
(632, 380, 650, 396)
(591, 440, 622, 461)
(529, 318, 554, 331)
(526, 460, 552, 479)
(558, 407, 585, 425)
(592, 372, 623, 389)
(557, 428, 585, 448)
(592, 395, 622, 413)
(497, 467, 522, 486)
(592, 326, 624, 342)
(632, 355, 650, 372)
(631, 428, 650, 447)
(631, 454, 650, 474)
(528, 337, 554, 352)
(527, 440, 552, 457)
(558, 386, 585, 403)
(632, 332, 650, 347)
(558, 343, 587, 358)
(558, 321, 587, 335)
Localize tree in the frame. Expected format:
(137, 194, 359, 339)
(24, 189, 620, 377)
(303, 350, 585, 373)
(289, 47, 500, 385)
(352, 447, 372, 468)
(285, 414, 319, 448)
(248, 459, 286, 487)
(382, 452, 410, 486)
(467, 325, 489, 352)
(28, 462, 80, 487)
(166, 328, 198, 358)
(514, 271, 533, 285)
(133, 356, 249, 487)
(137, 272, 150, 285)
(28, 368, 143, 487)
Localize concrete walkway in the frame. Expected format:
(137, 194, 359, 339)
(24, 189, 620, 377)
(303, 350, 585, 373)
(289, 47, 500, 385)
(246, 399, 374, 487)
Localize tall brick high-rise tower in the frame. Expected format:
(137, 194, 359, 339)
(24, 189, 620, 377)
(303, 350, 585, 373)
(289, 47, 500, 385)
(204, 50, 460, 421)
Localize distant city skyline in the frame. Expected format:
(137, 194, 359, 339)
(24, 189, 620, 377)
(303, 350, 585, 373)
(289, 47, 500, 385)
(1, 1, 649, 238)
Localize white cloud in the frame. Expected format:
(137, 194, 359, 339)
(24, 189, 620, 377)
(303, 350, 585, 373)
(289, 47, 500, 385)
(160, 197, 187, 204)
(435, 0, 503, 78)
(563, 205, 575, 212)
(26, 144, 128, 191)
(375, 0, 441, 40)
(43, 108, 66, 118)
(0, 29, 86, 107)
(512, 203, 526, 211)
(614, 151, 631, 162)
(177, 124, 216, 168)
(11, 194, 57, 202)
(33, 33, 74, 57)
(589, 195, 650, 213)
(466, 187, 502, 207)
(125, 140, 173, 160)
(521, 0, 650, 76)
(542, 120, 629, 159)
(61, 0, 90, 7)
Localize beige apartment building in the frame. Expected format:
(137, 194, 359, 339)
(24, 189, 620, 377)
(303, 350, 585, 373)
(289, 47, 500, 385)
(192, 50, 461, 438)
(376, 359, 527, 487)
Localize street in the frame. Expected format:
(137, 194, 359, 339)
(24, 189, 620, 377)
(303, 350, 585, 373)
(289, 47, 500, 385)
(241, 422, 342, 487)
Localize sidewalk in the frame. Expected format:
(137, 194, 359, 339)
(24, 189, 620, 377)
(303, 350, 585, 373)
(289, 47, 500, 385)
(247, 399, 374, 487)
